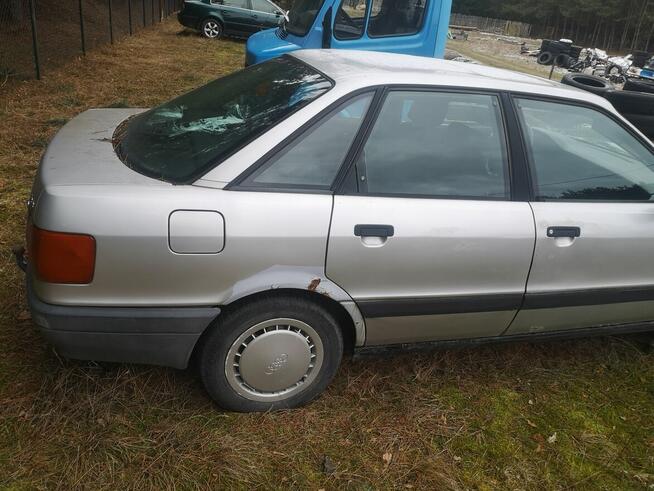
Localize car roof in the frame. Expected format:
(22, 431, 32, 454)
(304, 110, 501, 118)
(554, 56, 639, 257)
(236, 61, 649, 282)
(291, 49, 615, 112)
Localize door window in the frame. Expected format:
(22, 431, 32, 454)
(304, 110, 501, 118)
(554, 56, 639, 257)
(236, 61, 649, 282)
(241, 93, 373, 189)
(334, 0, 369, 40)
(357, 91, 509, 199)
(516, 98, 654, 201)
(368, 0, 427, 37)
(221, 0, 250, 8)
(251, 0, 279, 13)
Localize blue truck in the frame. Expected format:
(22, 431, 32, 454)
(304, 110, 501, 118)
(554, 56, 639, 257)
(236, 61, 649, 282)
(245, 0, 453, 65)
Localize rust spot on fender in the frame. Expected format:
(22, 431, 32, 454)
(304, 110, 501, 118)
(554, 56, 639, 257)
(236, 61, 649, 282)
(308, 278, 321, 291)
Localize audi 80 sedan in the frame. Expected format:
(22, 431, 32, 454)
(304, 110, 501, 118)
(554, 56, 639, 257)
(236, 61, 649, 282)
(18, 50, 654, 412)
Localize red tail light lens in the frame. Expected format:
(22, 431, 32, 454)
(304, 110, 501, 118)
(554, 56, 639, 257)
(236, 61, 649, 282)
(28, 225, 96, 284)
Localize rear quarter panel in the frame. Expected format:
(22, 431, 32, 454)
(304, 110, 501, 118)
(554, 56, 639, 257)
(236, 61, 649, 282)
(31, 185, 343, 307)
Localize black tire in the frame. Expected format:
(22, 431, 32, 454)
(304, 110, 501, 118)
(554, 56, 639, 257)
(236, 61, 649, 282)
(554, 53, 571, 68)
(199, 295, 344, 412)
(537, 51, 554, 66)
(633, 50, 651, 68)
(620, 113, 654, 139)
(623, 77, 654, 94)
(561, 73, 614, 95)
(604, 88, 654, 116)
(200, 18, 223, 39)
(570, 45, 583, 59)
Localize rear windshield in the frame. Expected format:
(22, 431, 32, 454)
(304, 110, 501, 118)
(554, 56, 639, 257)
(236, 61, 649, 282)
(115, 57, 333, 183)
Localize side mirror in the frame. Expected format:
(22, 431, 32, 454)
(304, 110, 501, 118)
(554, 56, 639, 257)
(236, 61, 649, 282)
(322, 6, 332, 49)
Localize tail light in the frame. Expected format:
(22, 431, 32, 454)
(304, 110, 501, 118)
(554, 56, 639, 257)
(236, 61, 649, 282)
(28, 224, 96, 284)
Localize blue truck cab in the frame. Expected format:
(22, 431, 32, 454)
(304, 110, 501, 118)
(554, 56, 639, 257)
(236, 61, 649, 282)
(245, 0, 452, 65)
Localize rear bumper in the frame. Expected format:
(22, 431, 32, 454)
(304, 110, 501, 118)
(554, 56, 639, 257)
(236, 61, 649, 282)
(27, 279, 220, 369)
(177, 12, 199, 30)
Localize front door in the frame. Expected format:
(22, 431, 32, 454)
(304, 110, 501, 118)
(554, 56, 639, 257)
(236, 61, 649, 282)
(507, 96, 654, 334)
(249, 0, 283, 31)
(326, 89, 536, 345)
(219, 0, 257, 35)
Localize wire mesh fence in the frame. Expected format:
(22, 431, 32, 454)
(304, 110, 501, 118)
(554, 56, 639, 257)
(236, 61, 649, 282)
(450, 13, 533, 38)
(0, 0, 183, 82)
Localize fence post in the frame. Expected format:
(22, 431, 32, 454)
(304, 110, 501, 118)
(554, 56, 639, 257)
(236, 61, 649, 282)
(128, 0, 133, 34)
(151, 0, 154, 24)
(78, 0, 86, 54)
(108, 0, 114, 43)
(28, 0, 41, 80)
(158, 0, 162, 21)
(142, 0, 146, 26)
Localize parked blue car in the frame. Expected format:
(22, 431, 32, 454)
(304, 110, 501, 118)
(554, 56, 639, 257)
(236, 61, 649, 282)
(245, 0, 452, 65)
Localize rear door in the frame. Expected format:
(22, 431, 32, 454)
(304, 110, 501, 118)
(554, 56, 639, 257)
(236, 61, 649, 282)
(506, 97, 654, 334)
(326, 89, 536, 345)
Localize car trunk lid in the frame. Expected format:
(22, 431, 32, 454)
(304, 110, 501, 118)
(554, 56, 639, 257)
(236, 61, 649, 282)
(35, 108, 168, 194)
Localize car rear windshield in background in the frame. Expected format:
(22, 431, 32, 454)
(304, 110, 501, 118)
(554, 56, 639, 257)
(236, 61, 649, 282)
(115, 56, 333, 183)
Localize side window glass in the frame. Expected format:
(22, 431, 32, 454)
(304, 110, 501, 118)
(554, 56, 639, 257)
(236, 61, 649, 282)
(242, 94, 373, 189)
(516, 98, 654, 201)
(368, 0, 427, 37)
(251, 0, 278, 13)
(223, 0, 249, 8)
(359, 91, 509, 199)
(334, 0, 369, 40)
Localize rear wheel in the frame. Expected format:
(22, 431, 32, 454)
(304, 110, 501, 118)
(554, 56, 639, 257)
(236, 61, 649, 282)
(199, 296, 343, 412)
(200, 18, 223, 39)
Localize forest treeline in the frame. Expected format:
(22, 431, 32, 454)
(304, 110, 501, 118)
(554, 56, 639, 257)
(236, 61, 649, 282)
(453, 0, 654, 52)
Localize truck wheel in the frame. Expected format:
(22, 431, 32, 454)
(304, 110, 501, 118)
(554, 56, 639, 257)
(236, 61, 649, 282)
(199, 295, 344, 412)
(201, 18, 223, 39)
(561, 73, 613, 95)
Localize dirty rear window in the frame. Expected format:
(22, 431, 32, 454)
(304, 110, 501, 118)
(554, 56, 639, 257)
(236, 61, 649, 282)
(115, 56, 333, 183)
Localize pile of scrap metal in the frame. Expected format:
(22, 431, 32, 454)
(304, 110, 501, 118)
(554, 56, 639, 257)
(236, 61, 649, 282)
(561, 72, 654, 141)
(526, 39, 654, 85)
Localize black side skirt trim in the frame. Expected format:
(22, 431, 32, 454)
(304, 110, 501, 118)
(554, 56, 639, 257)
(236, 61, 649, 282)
(357, 286, 654, 319)
(357, 294, 524, 318)
(355, 321, 654, 356)
(523, 285, 654, 310)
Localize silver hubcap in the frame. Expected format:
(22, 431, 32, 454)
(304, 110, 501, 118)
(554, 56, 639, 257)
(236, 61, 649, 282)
(203, 21, 221, 38)
(225, 318, 324, 402)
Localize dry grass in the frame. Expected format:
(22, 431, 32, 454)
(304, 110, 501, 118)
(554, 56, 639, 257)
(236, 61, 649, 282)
(1, 20, 654, 490)
(449, 33, 565, 81)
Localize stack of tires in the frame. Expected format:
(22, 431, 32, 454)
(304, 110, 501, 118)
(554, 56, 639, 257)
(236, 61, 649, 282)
(537, 39, 582, 68)
(632, 50, 652, 69)
(561, 73, 654, 140)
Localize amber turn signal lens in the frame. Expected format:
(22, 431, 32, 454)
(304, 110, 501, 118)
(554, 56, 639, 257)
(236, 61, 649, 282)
(28, 225, 96, 284)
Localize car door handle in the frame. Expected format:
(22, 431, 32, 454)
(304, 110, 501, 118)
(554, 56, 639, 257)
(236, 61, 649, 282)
(354, 224, 394, 238)
(547, 226, 581, 238)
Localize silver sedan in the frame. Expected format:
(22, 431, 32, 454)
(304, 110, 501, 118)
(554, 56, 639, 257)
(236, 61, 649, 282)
(19, 50, 654, 412)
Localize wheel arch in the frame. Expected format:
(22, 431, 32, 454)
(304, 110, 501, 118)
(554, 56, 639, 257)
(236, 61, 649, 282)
(189, 287, 364, 369)
(198, 14, 225, 30)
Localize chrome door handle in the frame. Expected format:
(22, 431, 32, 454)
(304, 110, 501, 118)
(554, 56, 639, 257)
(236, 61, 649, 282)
(547, 226, 581, 238)
(354, 224, 394, 238)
